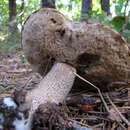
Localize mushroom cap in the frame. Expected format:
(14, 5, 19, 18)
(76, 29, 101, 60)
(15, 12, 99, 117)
(22, 8, 130, 86)
(22, 8, 78, 76)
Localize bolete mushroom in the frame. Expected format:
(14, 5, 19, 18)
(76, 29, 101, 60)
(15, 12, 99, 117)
(22, 8, 78, 115)
(22, 8, 130, 120)
(22, 8, 130, 89)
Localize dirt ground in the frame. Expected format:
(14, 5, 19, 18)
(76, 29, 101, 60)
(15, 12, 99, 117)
(0, 52, 130, 130)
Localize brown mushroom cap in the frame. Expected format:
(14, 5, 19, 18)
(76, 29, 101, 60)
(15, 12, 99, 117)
(22, 8, 78, 76)
(22, 8, 130, 86)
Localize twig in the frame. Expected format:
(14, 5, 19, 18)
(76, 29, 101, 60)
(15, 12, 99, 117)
(92, 123, 104, 128)
(18, 10, 24, 17)
(72, 72, 128, 129)
(118, 107, 130, 109)
(22, 76, 33, 90)
(69, 118, 93, 129)
(72, 71, 109, 112)
(117, 122, 127, 130)
(87, 111, 108, 116)
(106, 93, 130, 126)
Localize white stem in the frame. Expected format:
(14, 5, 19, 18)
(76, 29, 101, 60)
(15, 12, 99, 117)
(26, 62, 76, 113)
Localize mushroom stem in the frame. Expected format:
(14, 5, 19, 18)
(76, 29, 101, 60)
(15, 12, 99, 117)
(26, 62, 76, 113)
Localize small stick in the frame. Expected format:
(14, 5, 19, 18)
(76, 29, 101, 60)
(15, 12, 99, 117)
(69, 118, 92, 129)
(72, 72, 128, 129)
(106, 93, 130, 126)
(23, 76, 33, 89)
(72, 71, 109, 112)
(92, 123, 104, 128)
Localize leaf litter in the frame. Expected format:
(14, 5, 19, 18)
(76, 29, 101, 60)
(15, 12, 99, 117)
(0, 53, 130, 130)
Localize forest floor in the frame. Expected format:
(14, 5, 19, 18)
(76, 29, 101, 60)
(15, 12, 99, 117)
(0, 52, 130, 130)
(0, 52, 42, 97)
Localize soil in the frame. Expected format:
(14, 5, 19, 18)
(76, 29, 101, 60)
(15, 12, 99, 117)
(0, 53, 130, 129)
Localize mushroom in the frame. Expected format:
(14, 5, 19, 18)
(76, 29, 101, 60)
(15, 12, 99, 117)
(22, 8, 130, 89)
(22, 8, 77, 115)
(22, 7, 130, 124)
